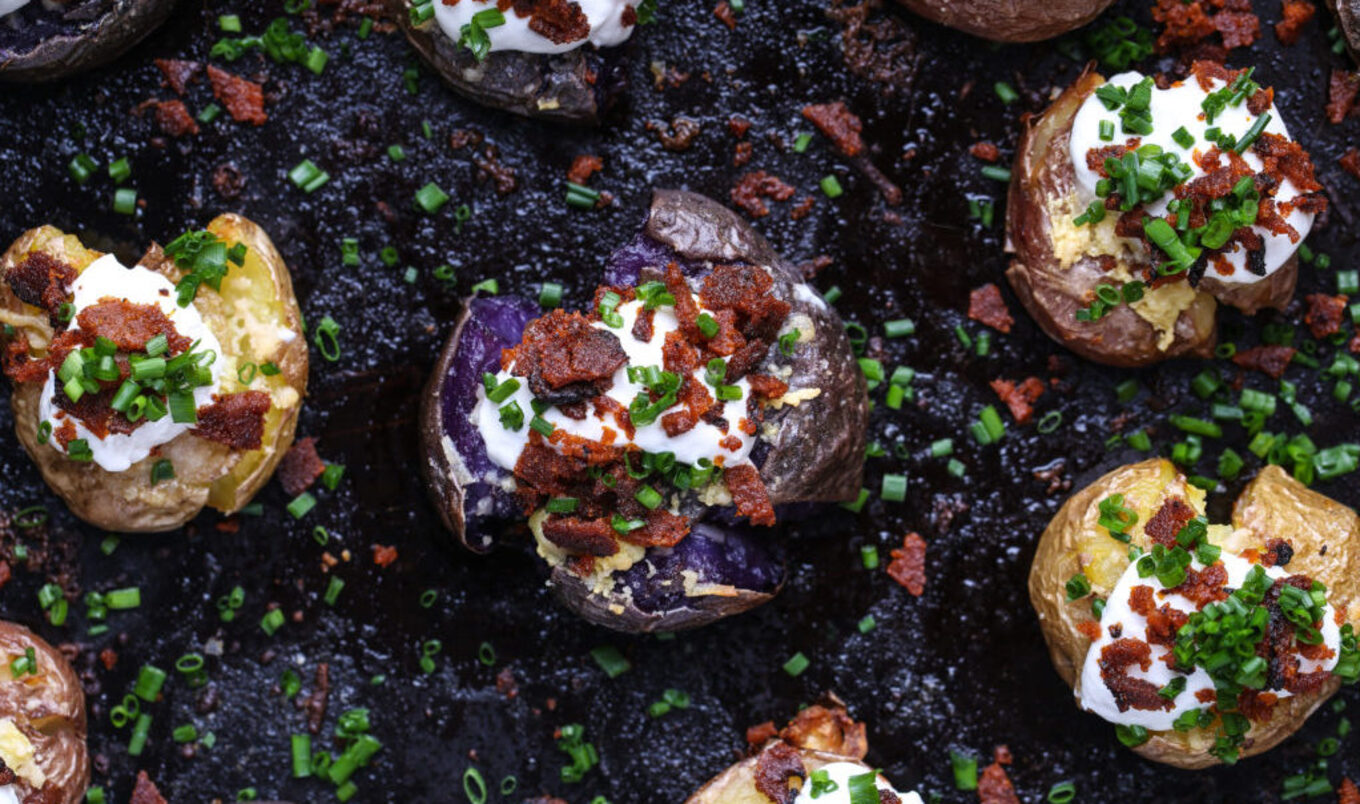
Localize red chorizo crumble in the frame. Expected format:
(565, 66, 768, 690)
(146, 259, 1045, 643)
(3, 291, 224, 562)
(801, 101, 865, 158)
(278, 437, 327, 497)
(1304, 293, 1349, 339)
(969, 142, 1001, 162)
(1100, 638, 1176, 712)
(1339, 778, 1360, 804)
(968, 284, 1014, 333)
(5, 251, 76, 319)
(507, 309, 629, 405)
(1232, 344, 1297, 379)
(646, 117, 702, 152)
(731, 171, 796, 218)
(566, 154, 604, 185)
(713, 1, 736, 30)
(887, 533, 927, 596)
(725, 464, 775, 527)
(978, 762, 1021, 804)
(989, 377, 1044, 425)
(143, 100, 199, 138)
(372, 544, 398, 567)
(1342, 148, 1360, 181)
(1328, 71, 1360, 124)
(154, 58, 201, 95)
(1144, 497, 1197, 547)
(192, 391, 272, 450)
(1274, 0, 1315, 44)
(1170, 562, 1229, 608)
(753, 741, 805, 804)
(1153, 0, 1260, 52)
(207, 65, 267, 126)
(129, 772, 168, 804)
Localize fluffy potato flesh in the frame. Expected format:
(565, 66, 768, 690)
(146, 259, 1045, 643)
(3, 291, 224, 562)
(0, 214, 307, 532)
(1029, 459, 1360, 768)
(0, 621, 89, 804)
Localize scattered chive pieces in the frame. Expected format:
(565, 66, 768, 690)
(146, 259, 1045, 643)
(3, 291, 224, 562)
(590, 645, 631, 678)
(857, 615, 876, 634)
(782, 652, 809, 677)
(260, 608, 285, 636)
(286, 492, 317, 519)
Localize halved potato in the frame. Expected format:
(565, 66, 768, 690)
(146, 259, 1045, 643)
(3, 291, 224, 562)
(0, 621, 89, 804)
(0, 0, 177, 83)
(1328, 0, 1360, 60)
(0, 214, 307, 532)
(1004, 67, 1220, 368)
(894, 0, 1117, 42)
(1029, 459, 1360, 768)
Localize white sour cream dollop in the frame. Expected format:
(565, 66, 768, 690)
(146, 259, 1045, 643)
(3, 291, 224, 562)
(1079, 551, 1341, 731)
(474, 297, 761, 472)
(793, 761, 924, 804)
(37, 254, 225, 473)
(0, 0, 30, 18)
(0, 785, 19, 804)
(1069, 70, 1314, 285)
(433, 0, 638, 55)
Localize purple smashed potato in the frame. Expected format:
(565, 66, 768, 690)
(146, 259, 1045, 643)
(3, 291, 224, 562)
(419, 190, 868, 632)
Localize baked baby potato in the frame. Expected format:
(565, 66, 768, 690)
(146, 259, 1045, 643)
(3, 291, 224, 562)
(1029, 458, 1360, 768)
(0, 0, 176, 83)
(686, 697, 922, 804)
(420, 189, 869, 632)
(0, 621, 89, 804)
(1005, 63, 1326, 367)
(388, 0, 639, 125)
(894, 0, 1116, 42)
(0, 214, 307, 532)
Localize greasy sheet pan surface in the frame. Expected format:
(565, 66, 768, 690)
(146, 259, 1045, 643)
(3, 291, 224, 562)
(0, 0, 1357, 801)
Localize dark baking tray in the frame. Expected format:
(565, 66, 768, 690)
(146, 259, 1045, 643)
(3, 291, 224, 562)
(1, 0, 1357, 801)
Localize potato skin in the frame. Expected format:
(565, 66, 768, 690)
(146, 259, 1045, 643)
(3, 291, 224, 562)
(0, 621, 89, 804)
(895, 0, 1117, 42)
(0, 0, 177, 83)
(1328, 0, 1360, 60)
(0, 214, 307, 532)
(386, 0, 618, 125)
(1029, 459, 1360, 768)
(1005, 67, 1219, 368)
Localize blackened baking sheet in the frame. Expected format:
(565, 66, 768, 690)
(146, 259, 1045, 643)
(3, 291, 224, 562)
(0, 0, 1357, 802)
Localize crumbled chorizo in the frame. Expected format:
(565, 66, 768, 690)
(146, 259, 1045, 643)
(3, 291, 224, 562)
(753, 741, 805, 804)
(713, 1, 737, 29)
(646, 117, 702, 151)
(144, 100, 199, 138)
(968, 284, 1014, 333)
(155, 58, 201, 95)
(1144, 497, 1197, 547)
(1232, 345, 1297, 379)
(1305, 293, 1349, 339)
(508, 310, 628, 405)
(207, 65, 267, 125)
(129, 772, 168, 804)
(969, 141, 1001, 162)
(566, 154, 604, 185)
(278, 437, 326, 497)
(5, 251, 76, 316)
(1339, 779, 1360, 804)
(801, 101, 864, 157)
(887, 533, 927, 596)
(1170, 563, 1229, 608)
(724, 463, 776, 526)
(731, 171, 796, 218)
(989, 377, 1044, 425)
(1328, 71, 1360, 124)
(77, 300, 192, 354)
(372, 544, 398, 567)
(541, 516, 619, 556)
(1274, 0, 1315, 44)
(978, 762, 1020, 804)
(1099, 638, 1175, 712)
(622, 509, 690, 548)
(524, 0, 591, 44)
(192, 391, 271, 450)
(1342, 148, 1360, 181)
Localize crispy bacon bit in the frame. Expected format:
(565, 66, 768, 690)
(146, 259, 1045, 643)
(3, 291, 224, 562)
(149, 100, 199, 137)
(278, 437, 326, 497)
(1144, 497, 1196, 547)
(1232, 345, 1297, 379)
(969, 141, 1001, 162)
(713, 1, 737, 29)
(731, 171, 796, 218)
(724, 464, 776, 526)
(78, 300, 191, 354)
(192, 391, 271, 450)
(746, 721, 779, 747)
(207, 65, 267, 125)
(1275, 0, 1315, 44)
(968, 283, 1014, 333)
(801, 101, 864, 158)
(372, 544, 398, 567)
(1304, 293, 1349, 339)
(508, 310, 628, 405)
(566, 154, 604, 185)
(988, 377, 1044, 425)
(887, 533, 927, 596)
(978, 762, 1020, 804)
(753, 742, 805, 804)
(542, 516, 619, 556)
(155, 58, 201, 95)
(1329, 71, 1360, 124)
(1100, 638, 1175, 712)
(129, 772, 168, 804)
(6, 251, 76, 315)
(646, 117, 702, 152)
(1340, 779, 1360, 804)
(1171, 563, 1229, 608)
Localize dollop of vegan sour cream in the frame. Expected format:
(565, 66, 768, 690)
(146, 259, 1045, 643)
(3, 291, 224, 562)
(0, 785, 18, 804)
(37, 254, 225, 473)
(433, 0, 639, 56)
(1068, 70, 1313, 285)
(474, 297, 757, 472)
(0, 0, 30, 18)
(793, 762, 924, 804)
(1079, 551, 1342, 731)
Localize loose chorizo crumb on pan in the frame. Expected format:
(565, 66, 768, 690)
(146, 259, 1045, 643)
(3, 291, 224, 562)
(129, 771, 168, 804)
(968, 283, 1014, 333)
(887, 532, 927, 596)
(278, 437, 327, 497)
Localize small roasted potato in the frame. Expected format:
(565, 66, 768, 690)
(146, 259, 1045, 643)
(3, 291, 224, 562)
(421, 190, 868, 632)
(0, 621, 90, 804)
(894, 0, 1117, 42)
(0, 214, 307, 532)
(1005, 67, 1218, 368)
(0, 0, 177, 83)
(686, 698, 921, 804)
(386, 0, 630, 125)
(1029, 459, 1360, 768)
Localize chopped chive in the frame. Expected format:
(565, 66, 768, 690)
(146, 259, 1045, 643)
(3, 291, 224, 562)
(782, 652, 809, 677)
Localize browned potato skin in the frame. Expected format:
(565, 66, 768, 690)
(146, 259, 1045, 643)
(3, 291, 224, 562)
(0, 215, 307, 532)
(386, 0, 611, 125)
(1199, 259, 1298, 316)
(1029, 459, 1360, 768)
(686, 698, 879, 804)
(0, 621, 89, 804)
(1328, 0, 1360, 60)
(1005, 67, 1219, 368)
(0, 0, 177, 83)
(895, 0, 1117, 42)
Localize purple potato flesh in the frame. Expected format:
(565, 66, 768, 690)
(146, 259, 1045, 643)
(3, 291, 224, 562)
(419, 190, 869, 631)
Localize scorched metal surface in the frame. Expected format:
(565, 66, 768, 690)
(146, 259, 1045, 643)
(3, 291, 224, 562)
(1, 0, 1358, 802)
